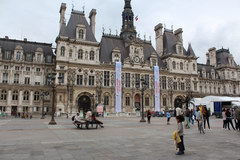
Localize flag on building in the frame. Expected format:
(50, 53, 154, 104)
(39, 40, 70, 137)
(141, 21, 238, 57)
(135, 15, 138, 21)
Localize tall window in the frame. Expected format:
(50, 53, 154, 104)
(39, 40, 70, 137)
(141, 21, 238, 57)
(2, 73, 8, 83)
(23, 91, 29, 101)
(145, 75, 149, 88)
(181, 83, 185, 90)
(37, 54, 41, 62)
(78, 49, 83, 59)
(4, 65, 8, 70)
(46, 55, 52, 63)
(14, 74, 19, 84)
(104, 71, 110, 86)
(36, 68, 41, 72)
(125, 97, 130, 106)
(26, 54, 32, 62)
(104, 96, 109, 105)
(172, 61, 176, 69)
(162, 76, 166, 90)
(145, 97, 149, 106)
(26, 67, 30, 71)
(34, 92, 40, 101)
(77, 75, 83, 85)
(173, 82, 177, 90)
(60, 47, 65, 56)
(12, 90, 18, 100)
(25, 77, 30, 84)
(79, 29, 84, 39)
(135, 74, 140, 88)
(125, 73, 130, 88)
(16, 51, 21, 60)
(180, 62, 183, 70)
(69, 49, 72, 58)
(193, 63, 196, 71)
(89, 76, 95, 86)
(59, 73, 64, 83)
(90, 51, 94, 61)
(0, 90, 7, 100)
(163, 97, 167, 106)
(194, 83, 197, 91)
(15, 66, 20, 70)
(5, 51, 11, 60)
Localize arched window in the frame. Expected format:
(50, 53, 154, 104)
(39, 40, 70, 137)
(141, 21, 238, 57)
(172, 61, 176, 69)
(12, 90, 18, 100)
(180, 62, 183, 70)
(60, 47, 65, 56)
(69, 49, 72, 58)
(90, 51, 94, 61)
(193, 63, 196, 71)
(0, 90, 7, 100)
(78, 49, 83, 59)
(16, 51, 21, 60)
(34, 91, 40, 101)
(23, 91, 29, 101)
(79, 29, 84, 39)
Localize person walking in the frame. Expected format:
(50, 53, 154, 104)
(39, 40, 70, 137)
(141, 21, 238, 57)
(235, 107, 240, 131)
(166, 110, 171, 125)
(204, 107, 211, 129)
(225, 109, 235, 130)
(222, 108, 227, 130)
(175, 115, 185, 155)
(185, 108, 191, 129)
(147, 110, 151, 124)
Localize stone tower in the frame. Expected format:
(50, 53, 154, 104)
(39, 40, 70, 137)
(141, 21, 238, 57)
(120, 0, 137, 41)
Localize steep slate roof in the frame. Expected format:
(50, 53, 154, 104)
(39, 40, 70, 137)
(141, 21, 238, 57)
(186, 43, 196, 56)
(99, 35, 165, 68)
(59, 10, 97, 42)
(0, 38, 54, 56)
(162, 30, 188, 55)
(216, 48, 237, 67)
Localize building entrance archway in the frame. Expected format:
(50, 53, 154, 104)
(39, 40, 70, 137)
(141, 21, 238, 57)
(78, 95, 91, 114)
(135, 94, 140, 110)
(174, 96, 183, 108)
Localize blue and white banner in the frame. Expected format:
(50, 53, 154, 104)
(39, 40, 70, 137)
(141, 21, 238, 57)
(115, 62, 122, 113)
(154, 66, 160, 112)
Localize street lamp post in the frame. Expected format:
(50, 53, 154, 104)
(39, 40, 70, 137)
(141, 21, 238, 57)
(139, 78, 147, 123)
(40, 91, 46, 119)
(48, 72, 63, 125)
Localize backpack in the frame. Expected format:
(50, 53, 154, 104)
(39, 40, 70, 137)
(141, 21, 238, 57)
(72, 115, 75, 121)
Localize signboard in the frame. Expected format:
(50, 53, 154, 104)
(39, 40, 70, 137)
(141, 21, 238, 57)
(154, 66, 160, 112)
(97, 104, 104, 113)
(115, 62, 122, 113)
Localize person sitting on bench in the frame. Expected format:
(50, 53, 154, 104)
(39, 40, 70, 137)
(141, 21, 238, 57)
(92, 112, 104, 128)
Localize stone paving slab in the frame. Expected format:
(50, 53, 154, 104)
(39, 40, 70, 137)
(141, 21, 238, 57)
(0, 117, 239, 160)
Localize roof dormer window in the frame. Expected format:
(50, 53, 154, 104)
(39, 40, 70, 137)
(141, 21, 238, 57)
(76, 25, 86, 40)
(16, 51, 21, 61)
(79, 29, 84, 39)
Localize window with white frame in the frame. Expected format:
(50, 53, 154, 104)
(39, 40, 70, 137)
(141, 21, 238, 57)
(89, 76, 95, 86)
(16, 51, 21, 60)
(77, 75, 83, 85)
(90, 51, 94, 61)
(34, 92, 40, 101)
(2, 73, 8, 83)
(24, 77, 30, 84)
(60, 47, 65, 56)
(79, 29, 84, 39)
(37, 54, 41, 62)
(78, 49, 83, 59)
(104, 71, 110, 86)
(12, 90, 18, 100)
(23, 91, 29, 101)
(14, 74, 19, 84)
(0, 90, 7, 100)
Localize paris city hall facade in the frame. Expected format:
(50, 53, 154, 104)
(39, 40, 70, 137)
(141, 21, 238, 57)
(0, 0, 240, 116)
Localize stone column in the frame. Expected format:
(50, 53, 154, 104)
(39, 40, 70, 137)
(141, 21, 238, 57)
(30, 90, 34, 106)
(7, 89, 12, 106)
(19, 90, 23, 105)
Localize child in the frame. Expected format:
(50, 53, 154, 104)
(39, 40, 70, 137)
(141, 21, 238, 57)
(167, 111, 171, 125)
(176, 115, 185, 155)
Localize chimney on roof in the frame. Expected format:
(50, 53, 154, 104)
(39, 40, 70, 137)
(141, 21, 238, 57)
(207, 47, 217, 67)
(154, 23, 163, 56)
(174, 28, 183, 43)
(89, 9, 97, 37)
(5, 36, 9, 39)
(59, 3, 67, 30)
(24, 38, 27, 42)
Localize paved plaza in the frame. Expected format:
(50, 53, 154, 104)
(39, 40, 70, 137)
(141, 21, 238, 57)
(0, 116, 239, 160)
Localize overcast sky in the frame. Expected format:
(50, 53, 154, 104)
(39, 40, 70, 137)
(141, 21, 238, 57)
(1, 0, 240, 64)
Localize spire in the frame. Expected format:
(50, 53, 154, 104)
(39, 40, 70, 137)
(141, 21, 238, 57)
(120, 0, 136, 41)
(124, 0, 132, 9)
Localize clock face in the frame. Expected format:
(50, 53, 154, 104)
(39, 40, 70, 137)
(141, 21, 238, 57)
(134, 56, 140, 63)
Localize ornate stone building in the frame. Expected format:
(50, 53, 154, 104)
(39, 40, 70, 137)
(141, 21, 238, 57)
(0, 37, 55, 115)
(0, 0, 239, 116)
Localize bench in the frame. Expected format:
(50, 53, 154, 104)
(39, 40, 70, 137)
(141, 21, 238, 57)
(73, 120, 101, 129)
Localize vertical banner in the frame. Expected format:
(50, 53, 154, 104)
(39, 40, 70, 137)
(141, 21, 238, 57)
(154, 66, 160, 112)
(115, 62, 122, 113)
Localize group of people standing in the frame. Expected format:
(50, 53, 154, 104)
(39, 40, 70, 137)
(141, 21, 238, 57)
(222, 107, 240, 131)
